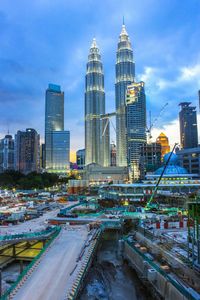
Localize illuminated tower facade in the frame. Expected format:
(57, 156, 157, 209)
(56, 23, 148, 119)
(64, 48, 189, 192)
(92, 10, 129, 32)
(156, 132, 170, 158)
(126, 82, 146, 180)
(85, 39, 110, 166)
(45, 84, 70, 172)
(115, 24, 135, 166)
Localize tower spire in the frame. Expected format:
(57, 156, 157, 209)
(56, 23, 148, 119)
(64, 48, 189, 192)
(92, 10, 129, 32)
(90, 37, 98, 49)
(123, 16, 125, 25)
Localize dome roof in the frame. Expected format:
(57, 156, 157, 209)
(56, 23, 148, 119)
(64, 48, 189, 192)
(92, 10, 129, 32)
(163, 152, 178, 164)
(154, 152, 188, 175)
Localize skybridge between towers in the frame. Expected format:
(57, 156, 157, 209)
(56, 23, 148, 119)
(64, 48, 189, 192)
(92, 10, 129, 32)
(100, 112, 116, 136)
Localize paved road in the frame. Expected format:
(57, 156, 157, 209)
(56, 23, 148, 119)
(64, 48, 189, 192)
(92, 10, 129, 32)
(0, 202, 78, 235)
(13, 226, 88, 300)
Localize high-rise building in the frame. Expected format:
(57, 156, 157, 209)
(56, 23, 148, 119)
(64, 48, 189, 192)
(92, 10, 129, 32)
(115, 23, 135, 166)
(176, 146, 200, 175)
(139, 142, 162, 179)
(110, 143, 116, 166)
(0, 135, 15, 172)
(179, 102, 198, 149)
(51, 131, 70, 172)
(156, 132, 170, 158)
(85, 39, 110, 166)
(15, 128, 40, 174)
(76, 149, 85, 169)
(126, 82, 146, 180)
(45, 84, 70, 173)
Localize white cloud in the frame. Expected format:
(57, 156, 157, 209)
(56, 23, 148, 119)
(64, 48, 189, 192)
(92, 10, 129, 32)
(139, 63, 200, 93)
(179, 64, 200, 83)
(152, 113, 200, 148)
(151, 118, 180, 148)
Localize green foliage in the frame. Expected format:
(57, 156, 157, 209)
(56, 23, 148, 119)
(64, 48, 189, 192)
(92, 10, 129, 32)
(0, 170, 59, 189)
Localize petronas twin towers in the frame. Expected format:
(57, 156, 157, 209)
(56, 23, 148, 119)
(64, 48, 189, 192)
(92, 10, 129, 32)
(85, 24, 135, 167)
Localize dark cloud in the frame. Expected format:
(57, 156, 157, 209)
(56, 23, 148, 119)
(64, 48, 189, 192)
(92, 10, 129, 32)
(0, 0, 200, 149)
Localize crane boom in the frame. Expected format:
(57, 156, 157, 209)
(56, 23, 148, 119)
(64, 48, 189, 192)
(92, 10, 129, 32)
(145, 143, 178, 209)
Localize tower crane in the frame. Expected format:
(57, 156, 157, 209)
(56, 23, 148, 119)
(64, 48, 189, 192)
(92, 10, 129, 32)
(146, 102, 168, 143)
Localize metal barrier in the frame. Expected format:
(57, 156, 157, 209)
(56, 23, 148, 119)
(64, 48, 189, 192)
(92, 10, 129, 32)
(124, 239, 197, 300)
(1, 226, 61, 300)
(67, 222, 121, 299)
(0, 226, 58, 242)
(68, 230, 102, 300)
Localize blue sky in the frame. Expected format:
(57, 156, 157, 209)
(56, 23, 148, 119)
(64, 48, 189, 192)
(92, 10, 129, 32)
(0, 0, 200, 151)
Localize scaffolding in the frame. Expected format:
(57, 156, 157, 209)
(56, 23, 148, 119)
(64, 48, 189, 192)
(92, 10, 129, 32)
(187, 201, 200, 266)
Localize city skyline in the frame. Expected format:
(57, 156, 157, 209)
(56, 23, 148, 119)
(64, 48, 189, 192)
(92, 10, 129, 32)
(0, 0, 200, 156)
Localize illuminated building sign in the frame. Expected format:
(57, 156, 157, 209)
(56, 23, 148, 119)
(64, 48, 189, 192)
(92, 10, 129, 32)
(126, 82, 144, 105)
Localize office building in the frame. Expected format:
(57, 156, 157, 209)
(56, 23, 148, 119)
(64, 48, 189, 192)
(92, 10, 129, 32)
(76, 149, 85, 169)
(156, 132, 170, 158)
(126, 82, 146, 180)
(51, 131, 70, 172)
(15, 128, 40, 174)
(45, 84, 70, 173)
(85, 38, 110, 167)
(0, 134, 15, 172)
(115, 23, 135, 166)
(179, 102, 198, 149)
(110, 143, 117, 166)
(139, 142, 162, 179)
(176, 147, 200, 175)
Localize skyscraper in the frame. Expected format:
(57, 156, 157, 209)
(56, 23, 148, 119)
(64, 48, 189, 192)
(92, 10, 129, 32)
(51, 131, 70, 171)
(115, 23, 135, 166)
(0, 135, 15, 172)
(156, 132, 170, 158)
(179, 102, 198, 149)
(15, 128, 40, 174)
(85, 39, 110, 166)
(45, 84, 70, 172)
(126, 82, 146, 180)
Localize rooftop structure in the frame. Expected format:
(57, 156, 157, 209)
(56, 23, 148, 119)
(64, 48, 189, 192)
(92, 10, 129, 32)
(154, 153, 188, 176)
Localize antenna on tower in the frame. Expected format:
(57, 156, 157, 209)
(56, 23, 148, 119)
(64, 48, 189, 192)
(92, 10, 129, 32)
(123, 16, 125, 25)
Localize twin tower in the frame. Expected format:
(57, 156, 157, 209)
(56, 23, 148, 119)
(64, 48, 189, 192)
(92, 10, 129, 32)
(85, 24, 135, 167)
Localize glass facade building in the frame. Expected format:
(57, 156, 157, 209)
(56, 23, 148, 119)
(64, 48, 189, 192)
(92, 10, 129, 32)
(0, 135, 15, 172)
(115, 24, 135, 167)
(45, 84, 70, 173)
(179, 102, 198, 149)
(76, 149, 85, 169)
(51, 131, 70, 172)
(126, 82, 146, 180)
(85, 39, 110, 166)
